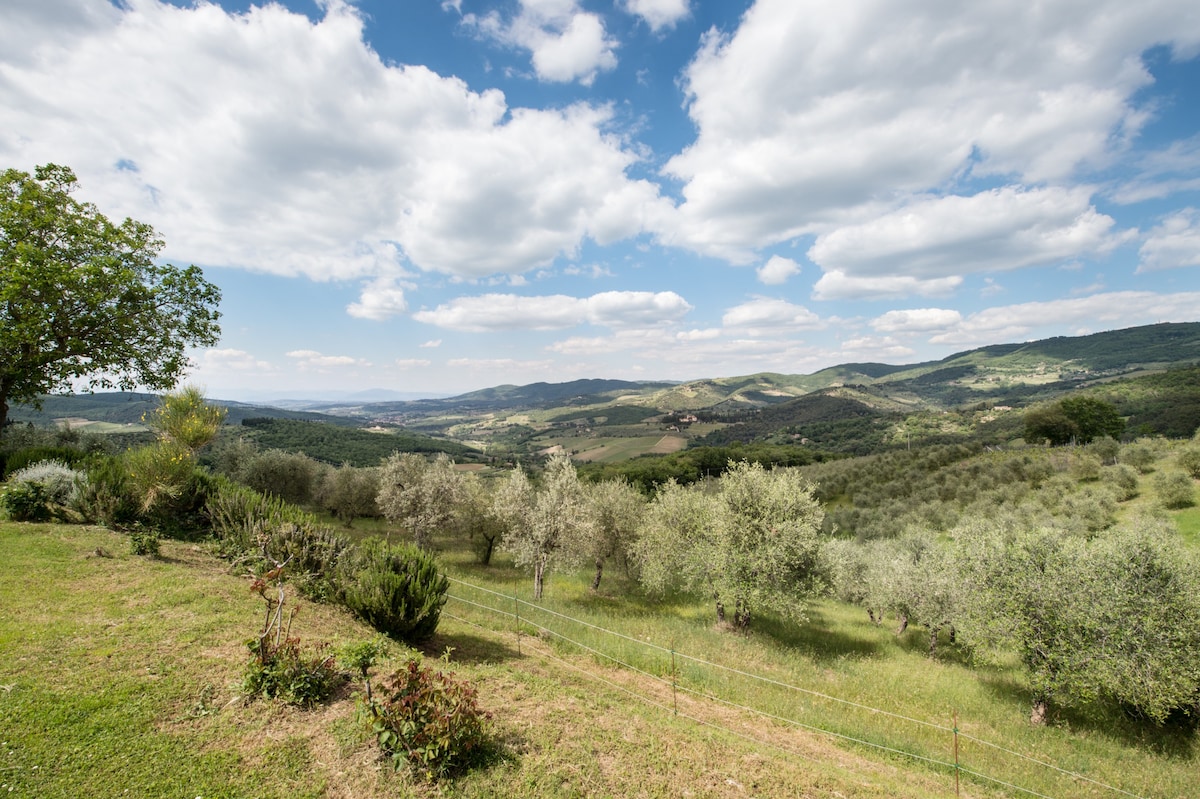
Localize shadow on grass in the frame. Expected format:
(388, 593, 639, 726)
(420, 630, 520, 665)
(1056, 703, 1197, 759)
(748, 606, 882, 663)
(561, 583, 704, 619)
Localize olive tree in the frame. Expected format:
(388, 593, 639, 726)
(377, 452, 466, 549)
(955, 519, 1200, 725)
(456, 474, 506, 565)
(1083, 520, 1200, 723)
(0, 164, 221, 433)
(319, 463, 380, 527)
(581, 478, 645, 590)
(955, 527, 1092, 724)
(237, 449, 323, 506)
(636, 461, 824, 630)
(493, 453, 594, 599)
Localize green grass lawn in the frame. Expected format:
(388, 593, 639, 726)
(1174, 506, 1200, 545)
(0, 523, 971, 798)
(3, 521, 1196, 798)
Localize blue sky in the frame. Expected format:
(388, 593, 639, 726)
(3, 0, 1199, 400)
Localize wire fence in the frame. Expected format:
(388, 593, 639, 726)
(443, 576, 1153, 799)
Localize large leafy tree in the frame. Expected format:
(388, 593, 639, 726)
(0, 164, 221, 432)
(1024, 396, 1124, 446)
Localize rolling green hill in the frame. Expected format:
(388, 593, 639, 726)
(9, 323, 1199, 464)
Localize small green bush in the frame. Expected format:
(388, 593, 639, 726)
(369, 657, 492, 781)
(243, 637, 342, 708)
(1104, 463, 1141, 501)
(1179, 447, 1200, 480)
(243, 563, 343, 708)
(1121, 440, 1160, 474)
(8, 459, 83, 506)
(339, 540, 449, 643)
(205, 478, 349, 598)
(1, 481, 51, 522)
(129, 526, 161, 557)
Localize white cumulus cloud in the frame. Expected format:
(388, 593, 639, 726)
(1138, 209, 1200, 271)
(464, 0, 619, 85)
(413, 290, 692, 332)
(622, 0, 691, 32)
(722, 298, 822, 330)
(872, 309, 964, 333)
(807, 187, 1131, 280)
(659, 0, 1200, 271)
(0, 0, 667, 290)
(756, 255, 801, 285)
(286, 350, 371, 369)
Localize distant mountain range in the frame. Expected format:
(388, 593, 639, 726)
(11, 323, 1200, 442)
(293, 321, 1200, 418)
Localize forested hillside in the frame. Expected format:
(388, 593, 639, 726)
(236, 417, 480, 466)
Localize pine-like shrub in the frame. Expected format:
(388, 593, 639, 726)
(338, 540, 449, 642)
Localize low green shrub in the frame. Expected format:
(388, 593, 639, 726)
(243, 637, 342, 708)
(1179, 447, 1200, 480)
(73, 455, 139, 528)
(1105, 463, 1140, 501)
(129, 526, 161, 557)
(1, 481, 51, 522)
(368, 657, 492, 781)
(3, 459, 87, 521)
(1154, 471, 1196, 510)
(8, 459, 83, 505)
(205, 478, 349, 599)
(243, 563, 343, 708)
(338, 540, 449, 643)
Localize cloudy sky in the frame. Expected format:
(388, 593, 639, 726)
(4, 0, 1199, 400)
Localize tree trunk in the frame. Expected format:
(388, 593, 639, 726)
(715, 597, 726, 624)
(867, 608, 879, 625)
(929, 626, 939, 656)
(734, 599, 751, 630)
(895, 614, 908, 635)
(1030, 697, 1048, 726)
(948, 625, 956, 644)
(533, 556, 546, 600)
(478, 534, 496, 566)
(591, 559, 603, 591)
